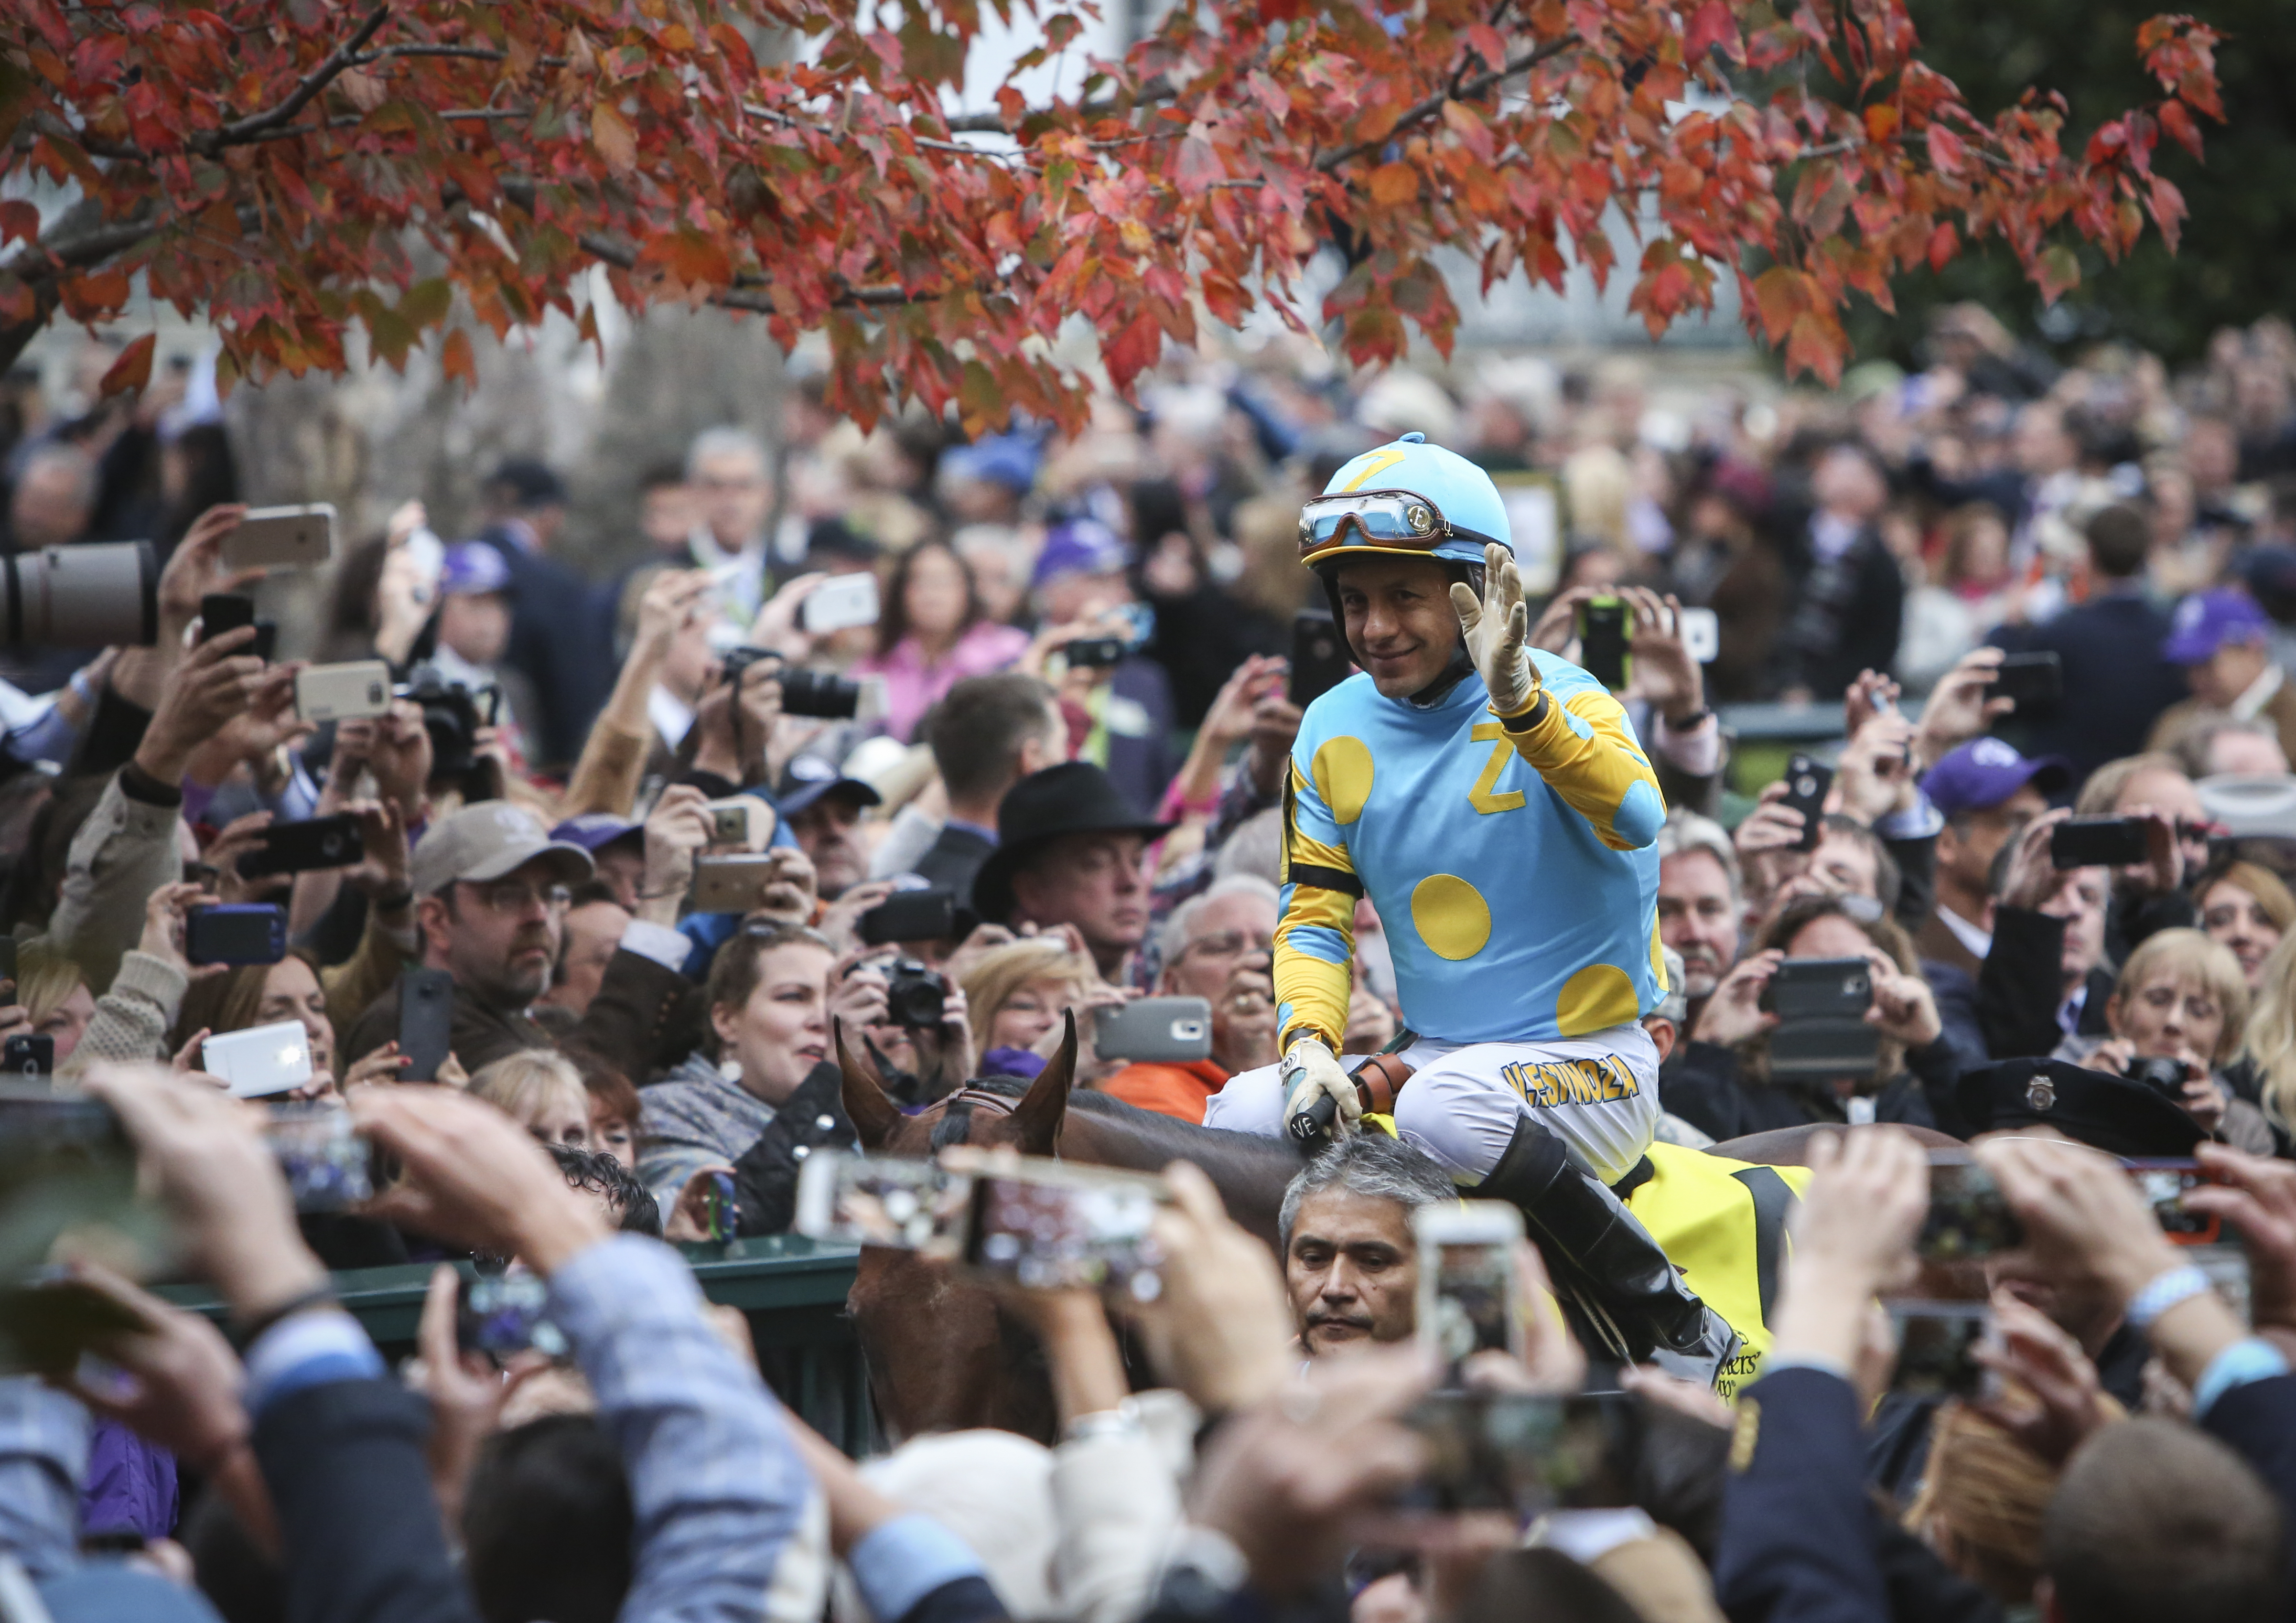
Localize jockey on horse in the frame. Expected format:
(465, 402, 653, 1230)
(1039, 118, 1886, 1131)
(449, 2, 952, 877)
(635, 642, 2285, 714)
(1203, 431, 1759, 1373)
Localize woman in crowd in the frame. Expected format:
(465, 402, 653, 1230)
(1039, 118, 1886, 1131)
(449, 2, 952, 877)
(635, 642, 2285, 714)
(2063, 926, 2269, 1151)
(1671, 895, 1952, 1138)
(2, 936, 96, 1066)
(168, 946, 404, 1098)
(637, 921, 859, 1212)
(854, 539, 1029, 742)
(2192, 857, 2294, 992)
(469, 1049, 596, 1150)
(1898, 501, 2015, 691)
(959, 935, 1125, 1081)
(566, 1044, 642, 1169)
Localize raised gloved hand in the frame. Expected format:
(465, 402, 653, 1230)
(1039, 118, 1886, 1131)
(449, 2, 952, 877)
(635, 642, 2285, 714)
(1283, 1036, 1360, 1140)
(1449, 541, 1539, 718)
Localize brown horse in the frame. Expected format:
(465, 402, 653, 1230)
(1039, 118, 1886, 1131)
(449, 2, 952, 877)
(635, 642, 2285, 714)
(837, 1013, 1304, 1443)
(1711, 1121, 1964, 1165)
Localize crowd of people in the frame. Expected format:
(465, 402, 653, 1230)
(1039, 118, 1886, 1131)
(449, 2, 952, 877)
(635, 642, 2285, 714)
(4, 296, 2296, 1623)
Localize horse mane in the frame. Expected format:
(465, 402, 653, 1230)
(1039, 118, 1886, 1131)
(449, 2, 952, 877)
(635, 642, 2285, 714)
(1063, 1089, 1304, 1245)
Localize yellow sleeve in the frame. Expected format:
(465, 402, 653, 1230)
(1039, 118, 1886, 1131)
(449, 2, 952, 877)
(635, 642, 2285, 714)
(1274, 756, 1358, 1054)
(1493, 686, 1667, 850)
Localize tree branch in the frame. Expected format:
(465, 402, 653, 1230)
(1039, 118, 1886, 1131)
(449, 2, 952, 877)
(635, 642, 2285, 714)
(0, 200, 164, 375)
(199, 5, 395, 152)
(1315, 35, 1577, 173)
(939, 78, 1175, 134)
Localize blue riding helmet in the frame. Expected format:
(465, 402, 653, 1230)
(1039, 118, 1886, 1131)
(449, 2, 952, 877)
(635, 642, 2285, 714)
(1298, 431, 1511, 571)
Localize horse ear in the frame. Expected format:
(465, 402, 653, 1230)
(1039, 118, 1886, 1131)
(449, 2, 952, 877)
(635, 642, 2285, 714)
(836, 1018, 903, 1150)
(1006, 1009, 1076, 1156)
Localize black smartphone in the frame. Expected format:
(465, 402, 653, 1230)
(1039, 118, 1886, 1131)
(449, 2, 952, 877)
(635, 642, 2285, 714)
(1577, 596, 1629, 690)
(1760, 957, 1873, 1019)
(859, 890, 957, 946)
(1289, 611, 1352, 708)
(1400, 1392, 1635, 1516)
(1889, 1302, 1994, 1399)
(1064, 636, 1127, 668)
(1761, 957, 1877, 1084)
(198, 591, 254, 643)
(397, 967, 455, 1083)
(184, 904, 286, 966)
(2124, 1158, 2225, 1246)
(456, 1271, 567, 1361)
(701, 1171, 739, 1244)
(2051, 817, 2148, 869)
(1919, 1152, 2022, 1261)
(2, 1033, 54, 1076)
(1778, 753, 1833, 852)
(1984, 651, 2063, 708)
(237, 814, 366, 879)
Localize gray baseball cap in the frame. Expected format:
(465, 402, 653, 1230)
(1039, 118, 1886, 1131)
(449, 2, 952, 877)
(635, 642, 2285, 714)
(411, 800, 595, 897)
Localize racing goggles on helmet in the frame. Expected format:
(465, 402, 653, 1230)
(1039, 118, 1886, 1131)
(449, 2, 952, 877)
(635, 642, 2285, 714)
(1297, 490, 1501, 559)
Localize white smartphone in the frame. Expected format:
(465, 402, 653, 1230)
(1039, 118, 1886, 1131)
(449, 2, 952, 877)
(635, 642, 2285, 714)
(1677, 606, 1720, 665)
(794, 1149, 972, 1256)
(1414, 1201, 1524, 1367)
(802, 573, 881, 635)
(295, 660, 394, 723)
(202, 1020, 315, 1099)
(223, 504, 337, 570)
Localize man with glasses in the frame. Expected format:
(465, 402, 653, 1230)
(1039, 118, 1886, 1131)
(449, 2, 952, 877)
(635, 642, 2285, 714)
(343, 793, 714, 1074)
(1104, 876, 1280, 1121)
(1204, 433, 1723, 1367)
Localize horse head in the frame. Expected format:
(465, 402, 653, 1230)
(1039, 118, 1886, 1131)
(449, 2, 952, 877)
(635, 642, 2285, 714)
(835, 1011, 1078, 1155)
(835, 1012, 1079, 1444)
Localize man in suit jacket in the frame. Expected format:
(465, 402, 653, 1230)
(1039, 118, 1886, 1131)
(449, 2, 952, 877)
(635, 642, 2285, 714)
(907, 671, 1066, 909)
(1992, 502, 2188, 783)
(470, 458, 613, 771)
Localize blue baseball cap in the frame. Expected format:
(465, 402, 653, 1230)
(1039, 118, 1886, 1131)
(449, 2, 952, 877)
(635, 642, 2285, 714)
(441, 541, 512, 597)
(1920, 737, 2071, 817)
(1301, 432, 1509, 571)
(775, 755, 883, 817)
(2162, 590, 2273, 665)
(941, 433, 1039, 494)
(1030, 518, 1129, 589)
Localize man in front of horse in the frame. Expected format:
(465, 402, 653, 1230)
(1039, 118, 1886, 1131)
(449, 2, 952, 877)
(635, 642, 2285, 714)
(1205, 432, 1716, 1366)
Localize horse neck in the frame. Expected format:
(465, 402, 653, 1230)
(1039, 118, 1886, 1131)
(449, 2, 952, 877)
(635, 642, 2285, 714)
(1056, 1111, 1292, 1251)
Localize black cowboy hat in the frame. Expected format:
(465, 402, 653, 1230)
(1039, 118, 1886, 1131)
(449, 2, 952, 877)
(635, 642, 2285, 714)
(1954, 1057, 2204, 1159)
(970, 762, 1174, 926)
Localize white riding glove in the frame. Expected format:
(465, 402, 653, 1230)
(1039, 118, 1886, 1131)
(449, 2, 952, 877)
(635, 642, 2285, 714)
(1282, 1036, 1360, 1137)
(1449, 540, 1539, 717)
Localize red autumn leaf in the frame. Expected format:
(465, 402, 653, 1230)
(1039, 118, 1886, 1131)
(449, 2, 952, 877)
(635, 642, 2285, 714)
(98, 333, 155, 398)
(440, 327, 476, 388)
(1683, 0, 1737, 64)
(2158, 99, 2205, 162)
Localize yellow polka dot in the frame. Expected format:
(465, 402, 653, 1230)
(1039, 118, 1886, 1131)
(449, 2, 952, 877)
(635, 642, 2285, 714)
(1411, 874, 1490, 960)
(1649, 917, 1668, 989)
(1312, 735, 1375, 826)
(1556, 963, 1640, 1036)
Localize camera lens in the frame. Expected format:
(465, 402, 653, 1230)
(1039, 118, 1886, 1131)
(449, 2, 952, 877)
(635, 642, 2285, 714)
(2, 541, 159, 648)
(780, 668, 863, 720)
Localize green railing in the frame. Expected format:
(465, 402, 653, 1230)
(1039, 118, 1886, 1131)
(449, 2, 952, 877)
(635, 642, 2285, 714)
(154, 1236, 877, 1454)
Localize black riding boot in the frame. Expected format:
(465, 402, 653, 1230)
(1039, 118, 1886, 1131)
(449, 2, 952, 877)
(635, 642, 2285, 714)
(1473, 1117, 1709, 1362)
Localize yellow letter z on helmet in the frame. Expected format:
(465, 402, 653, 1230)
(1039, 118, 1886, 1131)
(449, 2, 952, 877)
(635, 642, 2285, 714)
(1298, 432, 1512, 571)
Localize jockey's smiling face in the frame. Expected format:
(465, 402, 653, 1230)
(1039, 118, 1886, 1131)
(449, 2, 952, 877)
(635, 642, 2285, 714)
(1333, 555, 1462, 699)
(1285, 1184, 1421, 1355)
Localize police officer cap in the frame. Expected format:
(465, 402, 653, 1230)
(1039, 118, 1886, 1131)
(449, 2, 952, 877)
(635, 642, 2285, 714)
(1953, 1057, 2203, 1158)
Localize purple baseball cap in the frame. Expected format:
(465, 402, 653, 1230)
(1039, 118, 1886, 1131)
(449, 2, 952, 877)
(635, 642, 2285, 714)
(1029, 518, 1128, 589)
(1921, 737, 2071, 817)
(2162, 589, 2272, 665)
(441, 541, 513, 598)
(550, 812, 643, 853)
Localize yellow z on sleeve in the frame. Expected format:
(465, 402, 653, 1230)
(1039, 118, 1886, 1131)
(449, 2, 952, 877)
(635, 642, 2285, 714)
(1274, 758, 1358, 1054)
(1496, 679, 1665, 851)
